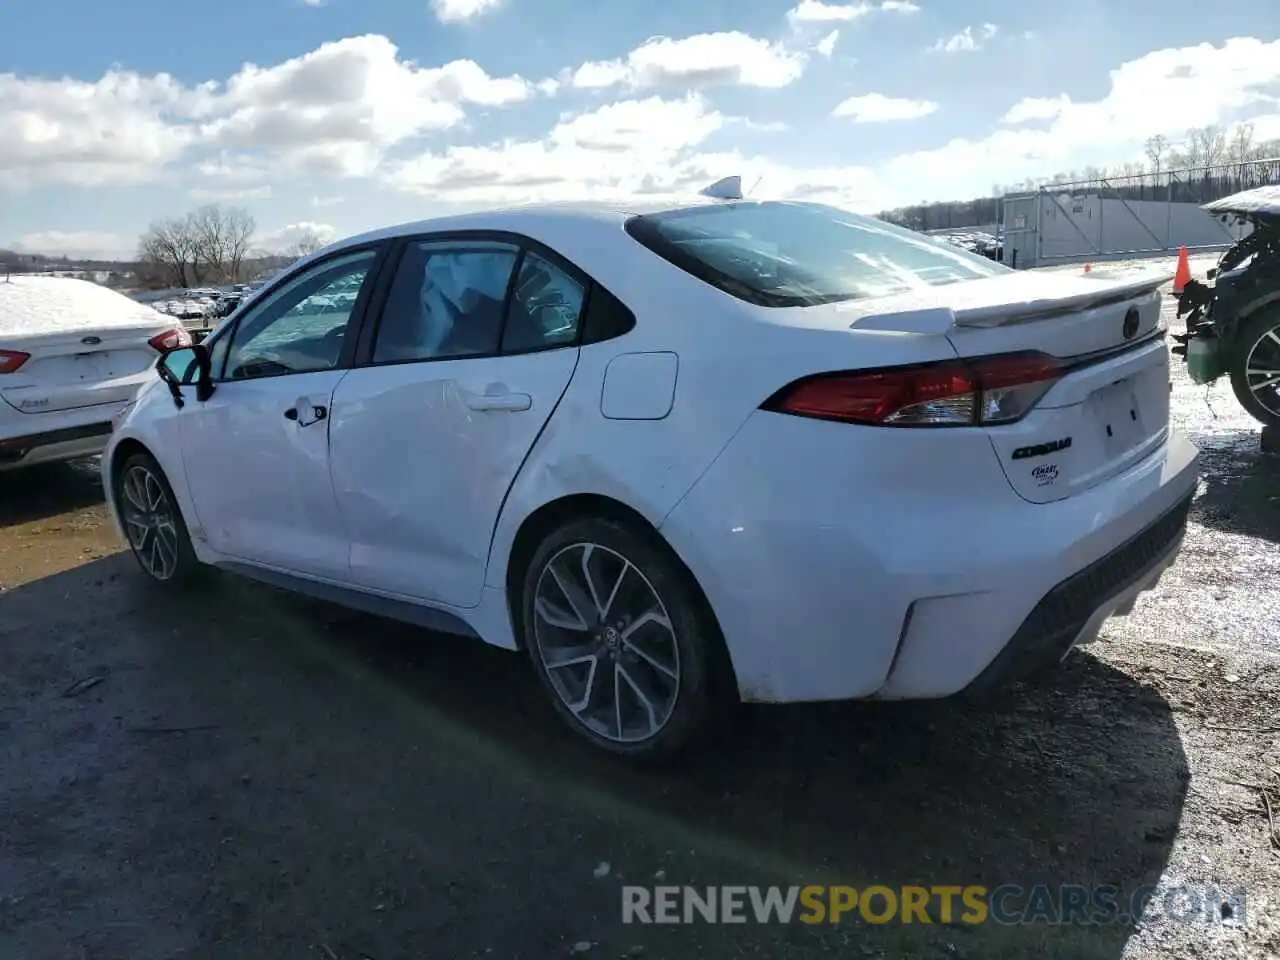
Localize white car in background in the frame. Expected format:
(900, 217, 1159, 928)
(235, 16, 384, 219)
(0, 275, 192, 472)
(104, 189, 1200, 759)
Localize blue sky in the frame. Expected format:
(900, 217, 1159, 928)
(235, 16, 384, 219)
(1, 0, 1277, 259)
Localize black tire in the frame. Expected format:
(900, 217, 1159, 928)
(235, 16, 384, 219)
(114, 450, 205, 588)
(1229, 307, 1280, 428)
(519, 516, 729, 761)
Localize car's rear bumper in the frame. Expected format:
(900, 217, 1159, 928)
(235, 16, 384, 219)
(958, 492, 1189, 695)
(0, 417, 116, 472)
(659, 411, 1200, 703)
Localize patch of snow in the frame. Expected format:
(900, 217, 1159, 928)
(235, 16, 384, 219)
(0, 275, 167, 336)
(1203, 185, 1280, 217)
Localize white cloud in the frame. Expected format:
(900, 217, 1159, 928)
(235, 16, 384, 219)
(815, 30, 840, 57)
(0, 71, 194, 187)
(188, 184, 274, 202)
(0, 35, 535, 188)
(568, 32, 806, 90)
(198, 36, 532, 177)
(887, 36, 1280, 194)
(388, 35, 1280, 214)
(429, 0, 502, 23)
(786, 0, 916, 23)
(739, 118, 791, 132)
(931, 23, 998, 53)
(260, 222, 338, 251)
(1001, 95, 1071, 124)
(8, 230, 133, 260)
(787, 0, 870, 23)
(311, 195, 345, 207)
(387, 94, 737, 204)
(301, 0, 325, 6)
(9, 31, 1280, 237)
(833, 93, 938, 123)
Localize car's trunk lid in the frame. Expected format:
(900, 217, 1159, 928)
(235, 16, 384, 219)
(826, 271, 1173, 504)
(0, 324, 166, 414)
(0, 277, 173, 415)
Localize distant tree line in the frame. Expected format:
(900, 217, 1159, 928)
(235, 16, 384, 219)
(880, 122, 1280, 233)
(135, 206, 329, 290)
(137, 205, 257, 288)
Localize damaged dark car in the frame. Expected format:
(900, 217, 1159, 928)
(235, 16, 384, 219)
(1173, 185, 1280, 426)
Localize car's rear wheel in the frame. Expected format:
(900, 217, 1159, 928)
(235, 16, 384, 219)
(1229, 307, 1280, 427)
(115, 451, 203, 587)
(520, 517, 726, 760)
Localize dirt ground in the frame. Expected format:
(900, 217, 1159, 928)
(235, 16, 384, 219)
(2, 275, 1280, 959)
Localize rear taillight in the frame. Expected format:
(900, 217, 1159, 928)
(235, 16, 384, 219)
(148, 327, 193, 353)
(762, 352, 1064, 427)
(0, 350, 30, 374)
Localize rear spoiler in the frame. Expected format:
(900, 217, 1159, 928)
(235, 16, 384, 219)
(952, 274, 1168, 329)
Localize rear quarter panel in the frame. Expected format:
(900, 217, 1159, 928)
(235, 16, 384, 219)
(482, 215, 963, 591)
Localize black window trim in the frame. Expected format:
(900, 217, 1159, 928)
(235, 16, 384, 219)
(349, 228, 633, 371)
(206, 240, 394, 383)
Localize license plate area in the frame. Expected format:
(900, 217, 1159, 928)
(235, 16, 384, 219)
(1089, 376, 1146, 456)
(71, 353, 106, 379)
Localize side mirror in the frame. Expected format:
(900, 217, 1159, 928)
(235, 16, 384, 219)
(155, 344, 215, 408)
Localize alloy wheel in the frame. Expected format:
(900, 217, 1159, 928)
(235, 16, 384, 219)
(119, 464, 181, 581)
(1243, 321, 1280, 419)
(531, 542, 681, 744)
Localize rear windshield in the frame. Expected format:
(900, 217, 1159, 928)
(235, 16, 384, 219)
(625, 201, 1009, 308)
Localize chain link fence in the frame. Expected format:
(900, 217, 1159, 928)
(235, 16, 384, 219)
(1002, 157, 1280, 268)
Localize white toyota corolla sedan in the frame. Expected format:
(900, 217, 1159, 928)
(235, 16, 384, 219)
(104, 190, 1200, 758)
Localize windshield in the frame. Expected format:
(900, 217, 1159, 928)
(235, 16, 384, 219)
(625, 201, 1010, 307)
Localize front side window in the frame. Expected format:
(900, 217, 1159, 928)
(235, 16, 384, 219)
(373, 241, 519, 364)
(626, 201, 1010, 308)
(223, 249, 379, 380)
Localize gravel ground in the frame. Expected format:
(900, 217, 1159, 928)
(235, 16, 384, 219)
(1, 265, 1279, 959)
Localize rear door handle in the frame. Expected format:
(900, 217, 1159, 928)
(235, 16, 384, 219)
(465, 393, 531, 412)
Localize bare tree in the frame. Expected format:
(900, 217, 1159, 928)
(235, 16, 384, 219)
(1144, 134, 1168, 177)
(138, 215, 199, 288)
(1184, 125, 1227, 168)
(1229, 121, 1256, 166)
(139, 205, 258, 288)
(283, 227, 327, 260)
(191, 205, 257, 283)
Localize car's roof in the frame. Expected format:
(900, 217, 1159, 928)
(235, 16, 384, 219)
(328, 195, 737, 253)
(0, 275, 166, 337)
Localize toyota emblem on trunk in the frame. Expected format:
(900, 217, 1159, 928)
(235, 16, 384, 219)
(1122, 307, 1140, 340)
(81, 335, 102, 345)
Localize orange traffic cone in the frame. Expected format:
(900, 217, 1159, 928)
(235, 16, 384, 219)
(1172, 245, 1191, 294)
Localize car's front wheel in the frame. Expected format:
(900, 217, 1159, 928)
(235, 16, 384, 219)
(114, 450, 204, 587)
(520, 516, 727, 760)
(1229, 307, 1280, 427)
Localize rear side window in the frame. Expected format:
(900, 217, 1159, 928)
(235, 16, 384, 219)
(625, 201, 1009, 308)
(501, 252, 586, 353)
(373, 240, 519, 364)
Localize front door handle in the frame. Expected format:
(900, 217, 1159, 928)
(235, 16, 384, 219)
(284, 404, 328, 425)
(465, 393, 531, 412)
